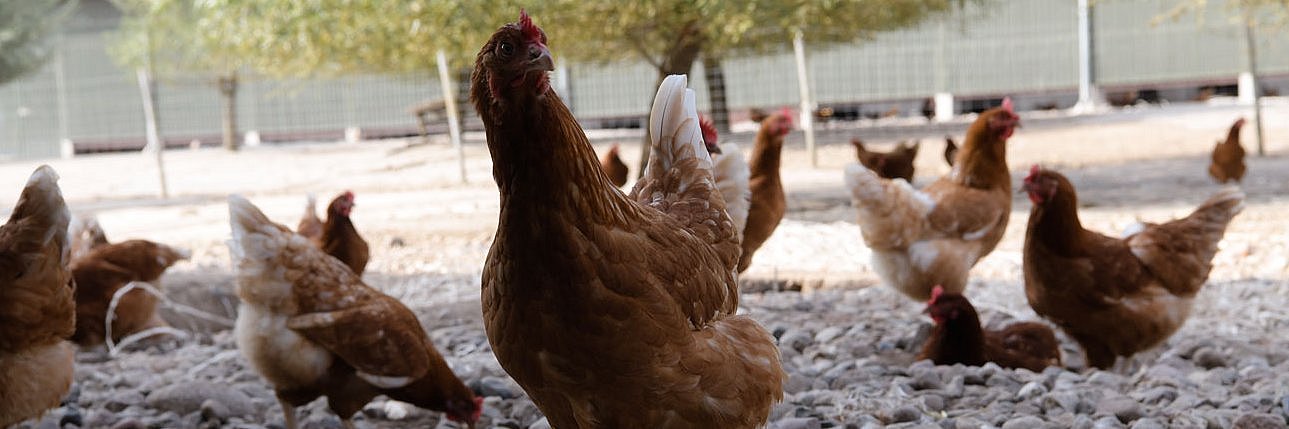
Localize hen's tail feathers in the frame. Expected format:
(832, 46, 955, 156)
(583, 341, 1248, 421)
(844, 164, 931, 250)
(227, 195, 291, 269)
(9, 165, 72, 265)
(713, 143, 750, 237)
(1189, 186, 1245, 233)
(644, 75, 713, 186)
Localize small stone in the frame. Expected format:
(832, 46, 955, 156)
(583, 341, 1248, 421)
(104, 391, 144, 412)
(779, 331, 814, 353)
(384, 400, 412, 420)
(1043, 392, 1081, 414)
(886, 406, 921, 424)
(200, 399, 230, 422)
(911, 371, 942, 390)
(471, 376, 520, 399)
(1128, 418, 1167, 429)
(921, 394, 945, 412)
(815, 326, 845, 343)
(108, 418, 144, 429)
(774, 417, 822, 429)
(527, 417, 551, 429)
(1232, 413, 1288, 429)
(1002, 416, 1045, 429)
(1072, 415, 1095, 429)
(1097, 396, 1144, 423)
(1094, 416, 1127, 429)
(1193, 348, 1227, 369)
(147, 381, 257, 418)
(1017, 381, 1048, 400)
(59, 407, 83, 427)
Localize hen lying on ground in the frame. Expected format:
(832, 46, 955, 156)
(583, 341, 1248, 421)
(0, 166, 75, 427)
(228, 195, 480, 429)
(471, 11, 784, 427)
(1022, 166, 1244, 369)
(70, 239, 189, 346)
(918, 286, 1061, 372)
(845, 98, 1020, 300)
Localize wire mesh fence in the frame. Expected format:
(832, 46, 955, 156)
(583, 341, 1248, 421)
(1, 0, 1288, 160)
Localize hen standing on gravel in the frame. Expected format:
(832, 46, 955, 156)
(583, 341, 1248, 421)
(471, 11, 783, 428)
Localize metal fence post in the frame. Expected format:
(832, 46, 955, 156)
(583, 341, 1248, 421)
(792, 30, 816, 168)
(437, 50, 467, 184)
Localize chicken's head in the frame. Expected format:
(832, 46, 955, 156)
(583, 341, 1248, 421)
(924, 285, 976, 325)
(762, 108, 794, 137)
(699, 115, 722, 154)
(981, 97, 1020, 142)
(445, 396, 484, 427)
(472, 10, 554, 108)
(328, 191, 356, 218)
(1021, 165, 1063, 206)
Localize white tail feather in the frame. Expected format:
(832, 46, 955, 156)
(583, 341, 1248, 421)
(713, 143, 750, 236)
(646, 75, 712, 179)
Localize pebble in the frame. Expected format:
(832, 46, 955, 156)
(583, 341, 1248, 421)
(146, 381, 256, 418)
(774, 417, 822, 429)
(1096, 396, 1144, 423)
(886, 406, 921, 424)
(1002, 416, 1045, 429)
(528, 417, 551, 429)
(1017, 381, 1047, 400)
(1128, 418, 1166, 429)
(1193, 347, 1227, 369)
(1232, 413, 1289, 429)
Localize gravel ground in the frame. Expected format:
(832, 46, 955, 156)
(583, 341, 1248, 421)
(7, 100, 1289, 429)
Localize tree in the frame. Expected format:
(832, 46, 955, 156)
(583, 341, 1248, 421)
(111, 0, 248, 151)
(0, 0, 76, 86)
(1157, 0, 1289, 157)
(536, 0, 970, 173)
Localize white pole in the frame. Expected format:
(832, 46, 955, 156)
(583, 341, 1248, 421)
(1074, 0, 1096, 113)
(1243, 16, 1266, 157)
(54, 33, 72, 158)
(792, 29, 817, 168)
(437, 50, 467, 184)
(136, 68, 168, 199)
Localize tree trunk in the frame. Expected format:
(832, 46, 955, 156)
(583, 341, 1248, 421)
(637, 22, 704, 178)
(218, 73, 240, 151)
(702, 55, 730, 135)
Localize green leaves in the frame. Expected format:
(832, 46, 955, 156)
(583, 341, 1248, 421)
(0, 0, 75, 86)
(110, 0, 965, 80)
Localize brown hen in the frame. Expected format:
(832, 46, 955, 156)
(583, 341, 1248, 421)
(70, 239, 189, 346)
(599, 143, 629, 187)
(471, 12, 783, 427)
(0, 166, 75, 427)
(739, 110, 793, 273)
(1208, 118, 1246, 184)
(918, 286, 1061, 372)
(1022, 166, 1243, 368)
(319, 191, 369, 276)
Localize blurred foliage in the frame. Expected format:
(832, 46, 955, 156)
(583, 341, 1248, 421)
(0, 0, 76, 86)
(1154, 0, 1289, 28)
(110, 0, 243, 80)
(111, 0, 968, 78)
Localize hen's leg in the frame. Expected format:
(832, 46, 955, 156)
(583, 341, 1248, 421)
(278, 396, 298, 429)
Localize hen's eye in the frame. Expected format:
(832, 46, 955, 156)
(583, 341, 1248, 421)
(498, 41, 514, 57)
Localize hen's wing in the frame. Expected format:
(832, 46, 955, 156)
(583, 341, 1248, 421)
(630, 75, 741, 271)
(1127, 187, 1243, 295)
(0, 165, 74, 351)
(712, 142, 750, 238)
(228, 195, 433, 388)
(844, 164, 933, 250)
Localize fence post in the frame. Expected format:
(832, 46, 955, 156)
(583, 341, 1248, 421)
(792, 29, 817, 168)
(135, 68, 168, 199)
(1243, 16, 1265, 157)
(1073, 0, 1099, 113)
(437, 50, 467, 184)
(54, 33, 72, 158)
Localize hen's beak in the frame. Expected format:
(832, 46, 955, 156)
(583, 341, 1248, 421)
(528, 45, 554, 73)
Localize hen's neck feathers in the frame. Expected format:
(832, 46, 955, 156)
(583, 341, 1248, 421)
(924, 306, 987, 365)
(481, 92, 639, 227)
(1027, 184, 1086, 256)
(953, 118, 1010, 190)
(750, 129, 784, 180)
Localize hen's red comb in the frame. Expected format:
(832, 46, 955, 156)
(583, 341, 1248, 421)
(519, 9, 541, 43)
(342, 190, 355, 200)
(929, 285, 945, 304)
(699, 115, 718, 145)
(1002, 97, 1014, 114)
